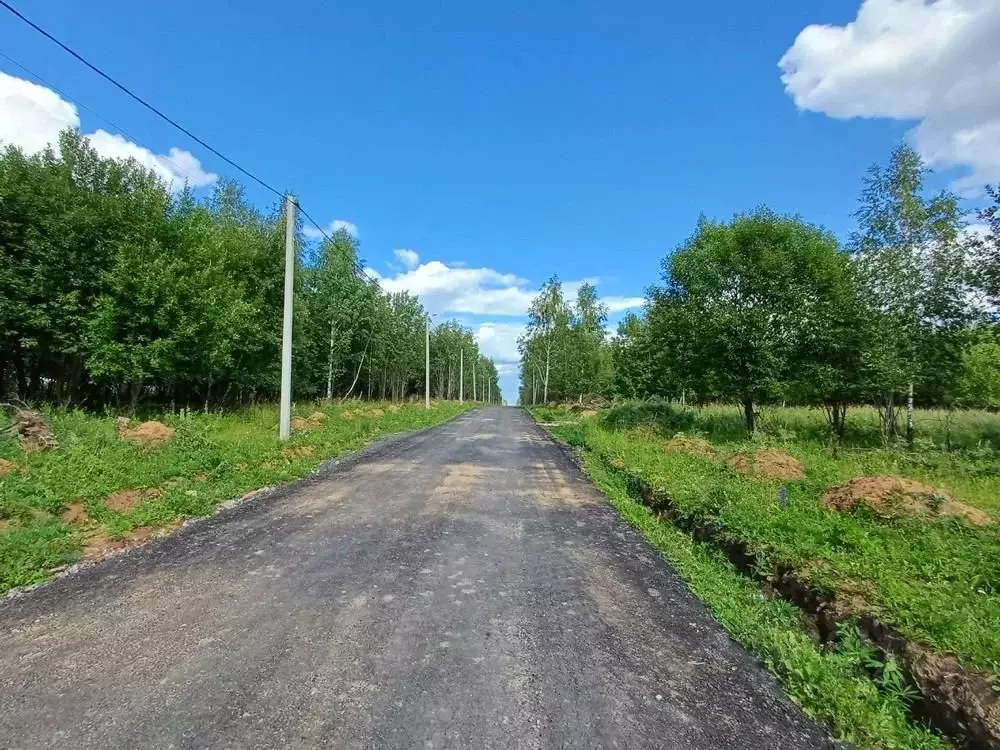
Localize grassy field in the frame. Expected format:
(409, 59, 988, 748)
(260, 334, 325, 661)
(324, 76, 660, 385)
(532, 401, 1000, 749)
(0, 400, 471, 595)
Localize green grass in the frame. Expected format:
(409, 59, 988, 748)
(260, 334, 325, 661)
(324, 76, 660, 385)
(532, 401, 1000, 748)
(580, 453, 943, 749)
(0, 401, 472, 594)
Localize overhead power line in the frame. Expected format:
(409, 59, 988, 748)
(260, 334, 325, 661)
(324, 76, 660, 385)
(0, 0, 283, 199)
(0, 49, 202, 187)
(0, 0, 383, 290)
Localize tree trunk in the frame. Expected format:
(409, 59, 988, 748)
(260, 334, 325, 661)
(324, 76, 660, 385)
(544, 344, 551, 403)
(326, 319, 336, 400)
(742, 397, 755, 435)
(129, 380, 143, 416)
(906, 381, 915, 448)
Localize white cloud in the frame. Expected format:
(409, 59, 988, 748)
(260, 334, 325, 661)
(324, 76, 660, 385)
(602, 295, 646, 313)
(368, 258, 638, 319)
(368, 260, 535, 316)
(0, 71, 217, 191)
(779, 0, 1000, 192)
(86, 130, 216, 189)
(475, 322, 526, 364)
(303, 219, 358, 239)
(394, 248, 420, 269)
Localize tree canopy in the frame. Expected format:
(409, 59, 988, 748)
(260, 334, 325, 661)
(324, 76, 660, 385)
(0, 130, 500, 409)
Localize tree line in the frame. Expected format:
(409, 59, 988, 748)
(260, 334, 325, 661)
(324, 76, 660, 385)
(0, 130, 500, 410)
(519, 144, 1000, 440)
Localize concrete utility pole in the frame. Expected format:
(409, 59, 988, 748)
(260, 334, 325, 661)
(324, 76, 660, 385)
(459, 349, 464, 403)
(425, 316, 431, 409)
(279, 194, 295, 441)
(472, 360, 476, 402)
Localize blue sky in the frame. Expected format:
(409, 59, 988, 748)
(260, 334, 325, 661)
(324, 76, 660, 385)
(2, 0, 997, 401)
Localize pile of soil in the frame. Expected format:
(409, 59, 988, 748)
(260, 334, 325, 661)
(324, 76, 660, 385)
(663, 435, 717, 459)
(61, 502, 89, 523)
(1, 407, 57, 452)
(103, 488, 161, 514)
(729, 449, 805, 481)
(292, 412, 328, 430)
(282, 445, 316, 460)
(117, 418, 175, 446)
(822, 476, 992, 526)
(0, 457, 15, 477)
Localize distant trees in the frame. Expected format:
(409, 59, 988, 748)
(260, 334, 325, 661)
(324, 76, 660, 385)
(523, 144, 1000, 440)
(0, 130, 500, 409)
(517, 278, 614, 404)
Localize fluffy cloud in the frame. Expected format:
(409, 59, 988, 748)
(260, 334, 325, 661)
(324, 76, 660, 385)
(475, 322, 526, 364)
(368, 260, 534, 316)
(779, 0, 1000, 192)
(369, 259, 644, 319)
(303, 219, 358, 239)
(394, 248, 420, 269)
(0, 71, 216, 190)
(603, 295, 646, 313)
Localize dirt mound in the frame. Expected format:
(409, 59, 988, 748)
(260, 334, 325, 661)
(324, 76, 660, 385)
(1, 407, 56, 451)
(117, 417, 175, 446)
(82, 525, 168, 560)
(61, 502, 89, 523)
(822, 476, 991, 526)
(663, 435, 717, 459)
(292, 412, 328, 431)
(730, 449, 805, 481)
(282, 445, 316, 460)
(0, 458, 15, 477)
(103, 488, 161, 514)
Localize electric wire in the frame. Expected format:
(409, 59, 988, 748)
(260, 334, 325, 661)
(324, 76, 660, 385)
(0, 1, 383, 289)
(0, 0, 283, 199)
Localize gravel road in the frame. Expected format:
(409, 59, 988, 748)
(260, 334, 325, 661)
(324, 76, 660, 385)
(0, 407, 833, 749)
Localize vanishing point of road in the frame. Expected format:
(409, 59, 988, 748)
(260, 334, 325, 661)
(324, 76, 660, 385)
(0, 408, 832, 748)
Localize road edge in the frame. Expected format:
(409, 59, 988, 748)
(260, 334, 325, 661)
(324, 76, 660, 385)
(2, 408, 479, 604)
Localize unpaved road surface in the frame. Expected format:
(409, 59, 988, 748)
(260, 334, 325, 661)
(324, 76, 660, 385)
(0, 408, 832, 748)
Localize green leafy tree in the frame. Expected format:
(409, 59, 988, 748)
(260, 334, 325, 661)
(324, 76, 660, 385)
(851, 144, 967, 442)
(958, 339, 1000, 410)
(655, 210, 848, 434)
